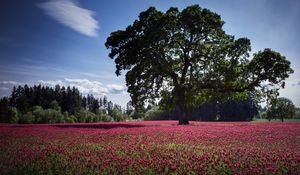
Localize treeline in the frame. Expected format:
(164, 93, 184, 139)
(144, 98, 259, 121)
(0, 84, 130, 123)
(0, 84, 267, 123)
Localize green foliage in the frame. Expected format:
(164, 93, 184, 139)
(95, 110, 113, 122)
(31, 107, 64, 123)
(106, 5, 293, 124)
(259, 111, 267, 119)
(144, 106, 163, 120)
(157, 97, 258, 121)
(0, 84, 127, 124)
(63, 112, 76, 123)
(75, 109, 96, 123)
(8, 107, 18, 123)
(18, 112, 35, 124)
(50, 100, 61, 111)
(126, 101, 134, 115)
(46, 109, 65, 123)
(111, 108, 124, 122)
(31, 106, 44, 123)
(19, 106, 67, 124)
(266, 97, 296, 122)
(129, 111, 144, 120)
(73, 108, 113, 123)
(295, 108, 300, 119)
(0, 97, 10, 123)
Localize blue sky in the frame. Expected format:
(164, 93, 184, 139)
(0, 0, 299, 107)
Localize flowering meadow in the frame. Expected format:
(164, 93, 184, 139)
(0, 121, 300, 175)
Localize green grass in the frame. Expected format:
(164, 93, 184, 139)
(252, 118, 300, 122)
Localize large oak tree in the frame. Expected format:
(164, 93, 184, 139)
(105, 5, 293, 124)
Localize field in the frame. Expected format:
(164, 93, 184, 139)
(1, 121, 300, 175)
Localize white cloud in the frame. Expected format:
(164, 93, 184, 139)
(107, 84, 126, 94)
(37, 78, 126, 96)
(37, 0, 99, 37)
(0, 79, 125, 96)
(0, 79, 128, 105)
(65, 78, 108, 95)
(0, 81, 24, 97)
(0, 81, 23, 85)
(38, 80, 64, 87)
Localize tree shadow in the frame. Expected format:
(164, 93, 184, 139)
(54, 123, 146, 129)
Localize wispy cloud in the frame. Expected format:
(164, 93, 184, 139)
(0, 81, 23, 85)
(0, 63, 67, 79)
(37, 0, 99, 37)
(79, 72, 102, 78)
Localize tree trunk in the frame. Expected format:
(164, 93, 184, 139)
(178, 107, 189, 125)
(176, 87, 189, 125)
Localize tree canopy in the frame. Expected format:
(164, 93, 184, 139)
(266, 97, 296, 122)
(105, 5, 293, 124)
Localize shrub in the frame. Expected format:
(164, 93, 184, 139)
(259, 111, 267, 119)
(144, 106, 163, 120)
(43, 109, 64, 123)
(75, 109, 96, 123)
(8, 107, 18, 123)
(50, 100, 61, 111)
(130, 111, 144, 120)
(29, 106, 64, 123)
(94, 113, 113, 122)
(111, 109, 124, 122)
(31, 106, 44, 123)
(18, 112, 35, 124)
(63, 112, 76, 123)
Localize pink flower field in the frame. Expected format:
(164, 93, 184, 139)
(1, 121, 300, 174)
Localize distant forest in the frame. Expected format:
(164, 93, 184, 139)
(0, 84, 130, 123)
(0, 84, 263, 124)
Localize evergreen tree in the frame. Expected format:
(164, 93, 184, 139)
(107, 101, 113, 115)
(81, 96, 87, 109)
(0, 84, 127, 123)
(103, 96, 108, 109)
(0, 97, 10, 123)
(99, 98, 103, 108)
(126, 101, 133, 115)
(91, 98, 100, 113)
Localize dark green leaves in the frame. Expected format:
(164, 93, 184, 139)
(248, 48, 294, 85)
(105, 5, 293, 109)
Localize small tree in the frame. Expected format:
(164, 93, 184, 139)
(267, 97, 296, 122)
(144, 106, 163, 120)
